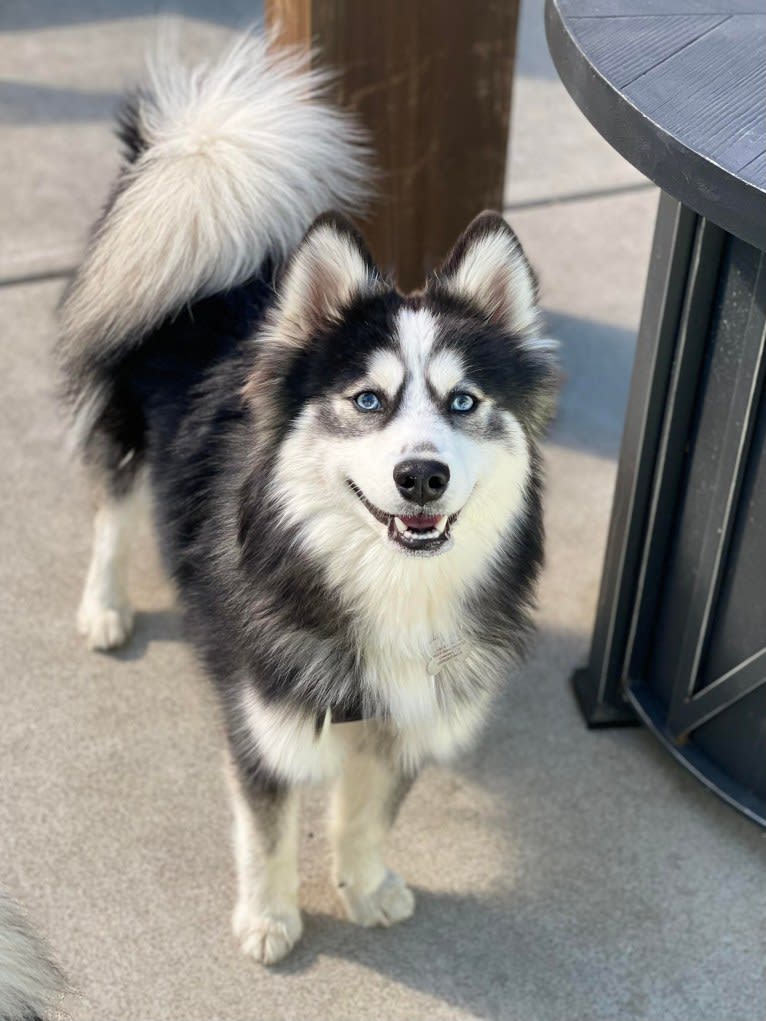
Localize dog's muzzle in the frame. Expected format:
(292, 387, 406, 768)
(347, 480, 458, 555)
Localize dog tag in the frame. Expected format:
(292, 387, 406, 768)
(427, 637, 469, 675)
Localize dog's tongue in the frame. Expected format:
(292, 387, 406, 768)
(399, 514, 442, 531)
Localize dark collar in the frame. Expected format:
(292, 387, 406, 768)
(315, 698, 370, 732)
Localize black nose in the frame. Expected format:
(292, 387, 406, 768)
(393, 459, 450, 505)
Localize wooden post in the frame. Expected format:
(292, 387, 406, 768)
(266, 0, 520, 292)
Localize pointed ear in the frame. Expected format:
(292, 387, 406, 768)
(430, 211, 542, 338)
(272, 212, 383, 345)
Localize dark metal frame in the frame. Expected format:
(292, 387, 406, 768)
(572, 193, 698, 726)
(545, 0, 766, 825)
(571, 192, 766, 826)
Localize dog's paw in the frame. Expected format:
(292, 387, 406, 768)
(232, 901, 303, 965)
(77, 601, 134, 651)
(338, 869, 415, 928)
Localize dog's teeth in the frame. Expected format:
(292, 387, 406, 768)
(435, 517, 447, 535)
(394, 517, 407, 534)
(402, 528, 440, 541)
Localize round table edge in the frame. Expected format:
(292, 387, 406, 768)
(545, 0, 766, 251)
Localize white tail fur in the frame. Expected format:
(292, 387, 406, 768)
(59, 32, 373, 446)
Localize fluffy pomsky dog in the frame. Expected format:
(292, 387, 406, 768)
(57, 36, 558, 964)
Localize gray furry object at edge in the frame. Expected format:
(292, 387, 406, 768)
(0, 892, 64, 1021)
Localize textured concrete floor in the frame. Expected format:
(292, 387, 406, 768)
(1, 3, 765, 1020)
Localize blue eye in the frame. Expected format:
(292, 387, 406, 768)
(354, 391, 382, 412)
(450, 392, 476, 413)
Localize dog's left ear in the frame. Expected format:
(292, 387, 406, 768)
(431, 212, 559, 436)
(429, 211, 544, 340)
(272, 213, 383, 346)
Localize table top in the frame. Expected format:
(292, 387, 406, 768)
(545, 0, 766, 249)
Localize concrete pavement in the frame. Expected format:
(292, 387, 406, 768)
(1, 3, 763, 1019)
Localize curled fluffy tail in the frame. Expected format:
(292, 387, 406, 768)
(0, 892, 64, 1021)
(58, 33, 372, 451)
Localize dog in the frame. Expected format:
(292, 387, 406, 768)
(56, 35, 558, 965)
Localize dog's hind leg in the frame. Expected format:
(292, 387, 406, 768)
(226, 755, 303, 966)
(331, 726, 417, 927)
(74, 380, 148, 651)
(77, 480, 143, 651)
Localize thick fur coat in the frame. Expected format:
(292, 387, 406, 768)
(56, 35, 558, 963)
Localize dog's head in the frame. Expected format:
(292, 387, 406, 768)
(246, 211, 558, 576)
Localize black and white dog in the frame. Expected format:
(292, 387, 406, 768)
(57, 36, 558, 964)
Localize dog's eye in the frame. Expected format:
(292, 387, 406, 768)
(354, 391, 383, 412)
(450, 392, 476, 413)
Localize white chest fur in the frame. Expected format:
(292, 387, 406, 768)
(242, 458, 525, 784)
(238, 588, 500, 784)
(239, 640, 495, 786)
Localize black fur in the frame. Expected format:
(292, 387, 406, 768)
(426, 299, 559, 440)
(62, 217, 553, 793)
(114, 92, 150, 165)
(275, 290, 405, 435)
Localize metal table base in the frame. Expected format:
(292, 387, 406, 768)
(573, 191, 766, 825)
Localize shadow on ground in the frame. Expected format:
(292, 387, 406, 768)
(0, 0, 264, 32)
(270, 623, 762, 1021)
(111, 608, 185, 661)
(0, 80, 120, 124)
(546, 310, 637, 459)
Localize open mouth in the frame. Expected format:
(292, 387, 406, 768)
(347, 480, 458, 554)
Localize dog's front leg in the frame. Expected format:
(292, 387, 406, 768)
(226, 756, 302, 965)
(330, 729, 417, 927)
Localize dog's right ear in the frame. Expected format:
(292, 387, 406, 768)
(428, 211, 541, 339)
(271, 213, 383, 346)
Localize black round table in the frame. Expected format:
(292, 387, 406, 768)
(546, 0, 766, 825)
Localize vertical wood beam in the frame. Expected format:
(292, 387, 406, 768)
(267, 0, 519, 291)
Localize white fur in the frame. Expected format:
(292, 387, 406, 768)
(226, 763, 302, 965)
(366, 348, 406, 396)
(331, 741, 414, 926)
(276, 224, 381, 343)
(396, 306, 437, 372)
(522, 335, 560, 355)
(0, 892, 63, 1021)
(61, 33, 371, 445)
(77, 487, 144, 650)
(228, 722, 414, 960)
(442, 229, 540, 337)
(238, 688, 345, 784)
(427, 346, 468, 395)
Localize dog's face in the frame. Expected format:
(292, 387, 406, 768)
(249, 212, 557, 577)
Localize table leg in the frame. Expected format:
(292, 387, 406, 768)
(573, 191, 699, 726)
